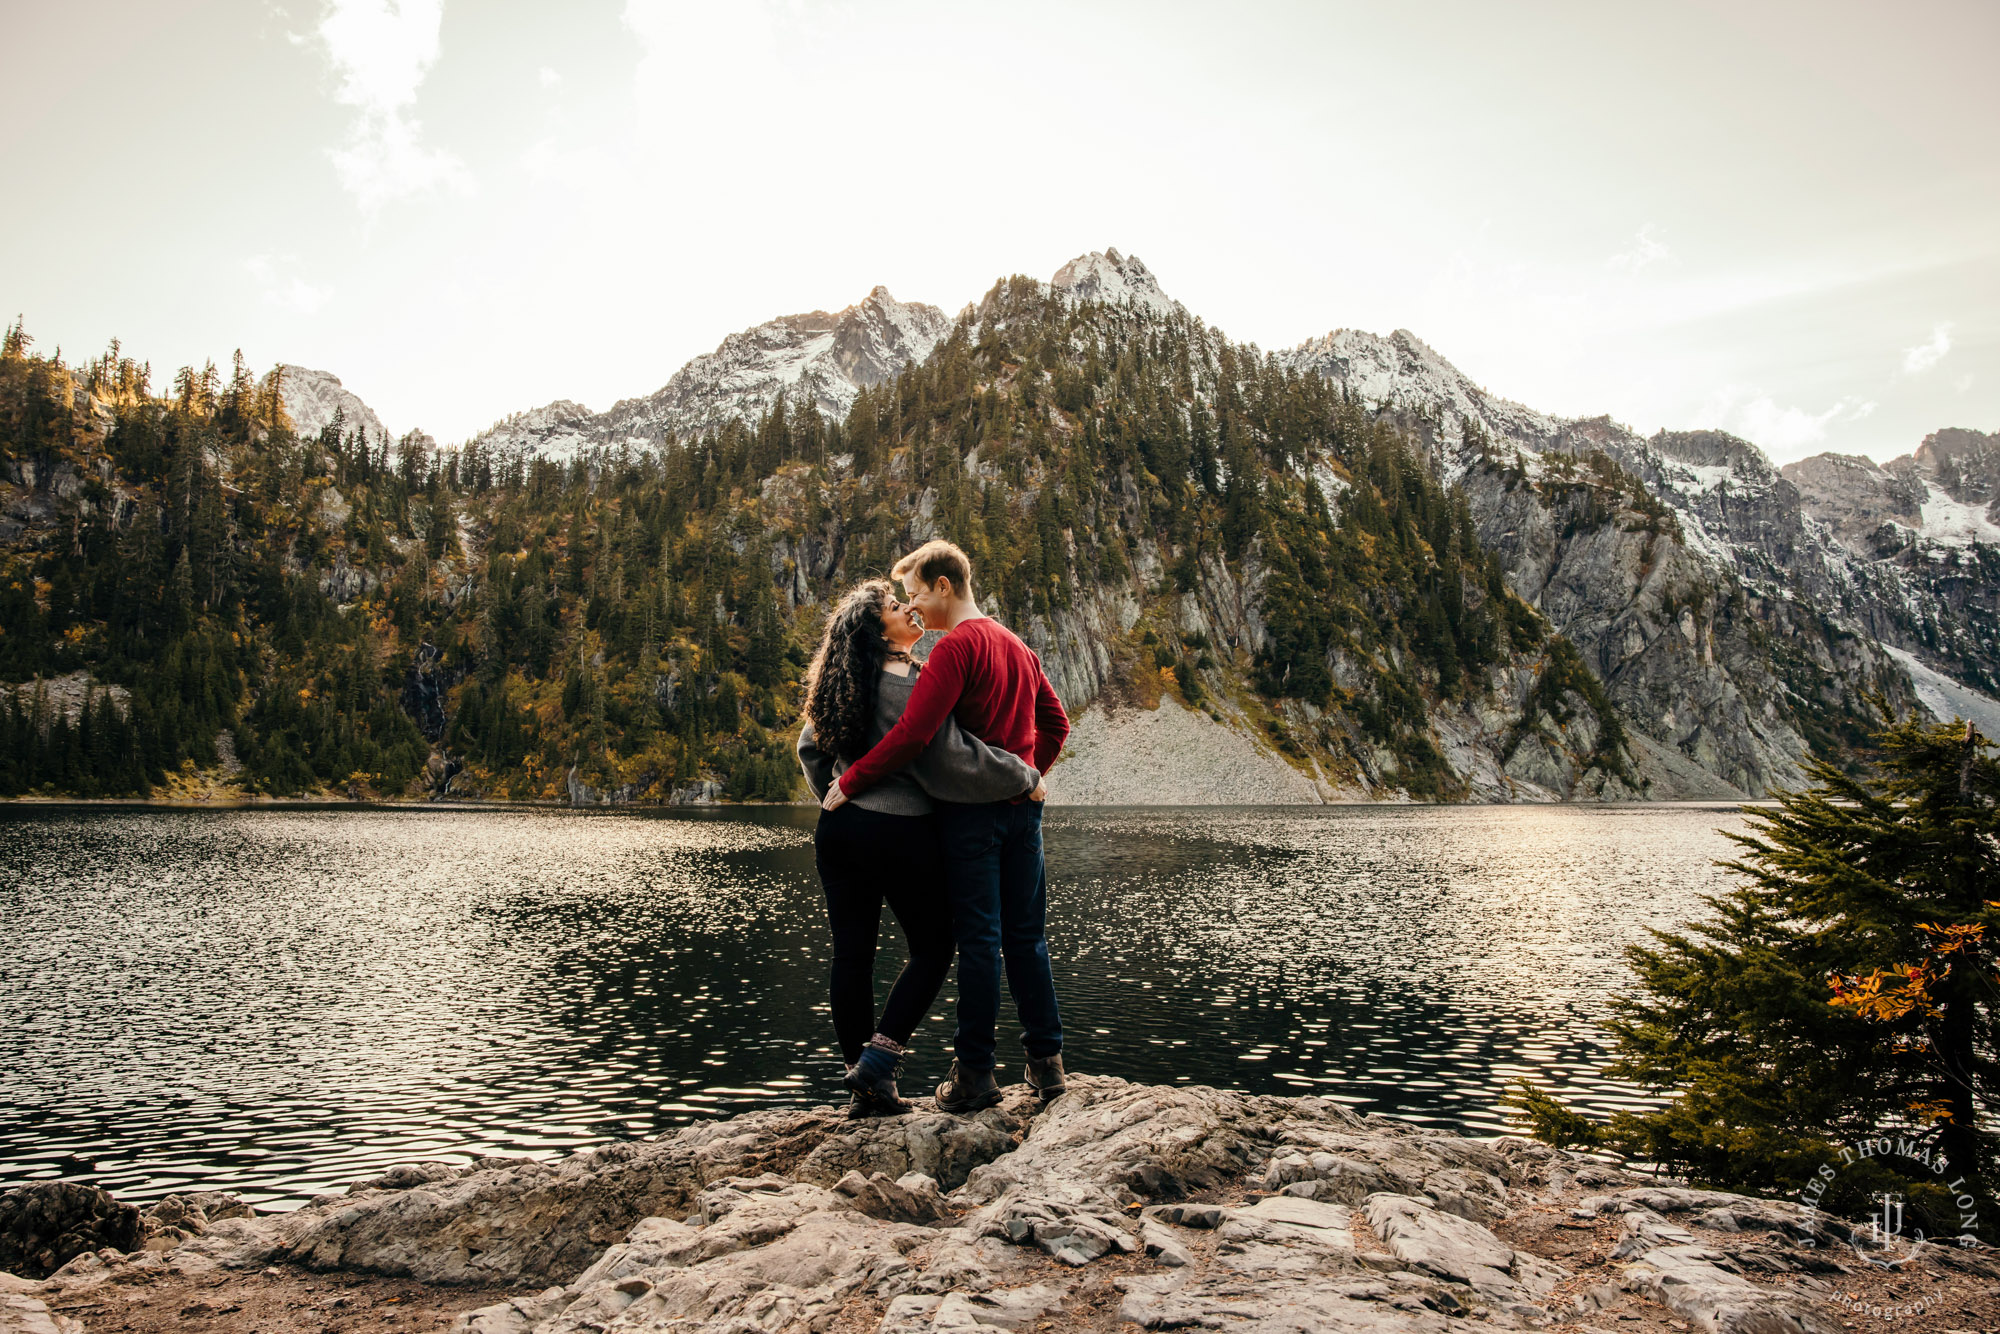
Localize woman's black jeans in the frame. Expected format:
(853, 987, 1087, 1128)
(813, 802, 955, 1065)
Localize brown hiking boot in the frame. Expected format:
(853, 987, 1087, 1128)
(934, 1059, 1003, 1114)
(844, 1044, 915, 1117)
(1024, 1052, 1068, 1102)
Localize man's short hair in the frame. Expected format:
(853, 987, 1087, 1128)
(893, 539, 973, 597)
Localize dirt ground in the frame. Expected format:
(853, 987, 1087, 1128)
(37, 1264, 538, 1334)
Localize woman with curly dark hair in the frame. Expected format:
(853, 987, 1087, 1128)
(797, 579, 1039, 1115)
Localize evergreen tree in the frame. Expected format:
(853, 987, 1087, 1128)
(1513, 717, 1998, 1238)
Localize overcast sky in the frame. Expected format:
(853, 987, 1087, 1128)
(3, 0, 1993, 461)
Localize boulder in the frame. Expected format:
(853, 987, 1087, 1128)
(794, 1096, 1032, 1192)
(832, 1171, 952, 1225)
(137, 1191, 255, 1249)
(0, 1184, 140, 1280)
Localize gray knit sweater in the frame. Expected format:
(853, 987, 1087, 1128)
(797, 664, 1039, 815)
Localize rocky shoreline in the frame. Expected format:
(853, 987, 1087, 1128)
(3, 1077, 1994, 1334)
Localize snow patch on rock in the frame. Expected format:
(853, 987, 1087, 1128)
(1916, 481, 2000, 547)
(1882, 646, 2000, 737)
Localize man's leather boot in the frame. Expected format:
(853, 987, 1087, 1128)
(1024, 1051, 1068, 1102)
(934, 1058, 1003, 1114)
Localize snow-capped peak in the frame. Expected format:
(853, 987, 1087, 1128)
(277, 365, 391, 445)
(1281, 327, 1561, 468)
(464, 287, 954, 457)
(462, 400, 598, 463)
(1051, 248, 1180, 317)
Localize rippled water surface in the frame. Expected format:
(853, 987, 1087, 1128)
(0, 803, 1750, 1207)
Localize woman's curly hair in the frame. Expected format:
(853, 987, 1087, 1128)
(803, 580, 900, 763)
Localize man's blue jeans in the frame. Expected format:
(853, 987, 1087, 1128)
(933, 798, 1063, 1071)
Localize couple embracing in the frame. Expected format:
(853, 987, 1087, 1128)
(796, 539, 1071, 1119)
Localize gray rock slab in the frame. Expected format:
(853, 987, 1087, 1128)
(1363, 1191, 1565, 1321)
(955, 1077, 1275, 1207)
(1213, 1197, 1359, 1278)
(236, 1099, 1023, 1286)
(1585, 1185, 1839, 1245)
(835, 1171, 951, 1225)
(0, 1290, 83, 1334)
(1141, 1220, 1192, 1267)
(1252, 1122, 1527, 1222)
(1118, 1269, 1485, 1332)
(880, 1282, 1074, 1332)
(543, 1209, 931, 1334)
(1364, 1194, 1512, 1278)
(1620, 1243, 1842, 1334)
(910, 1230, 1046, 1294)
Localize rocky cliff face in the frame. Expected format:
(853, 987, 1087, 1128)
(1779, 452, 1927, 551)
(1275, 331, 1925, 796)
(1782, 427, 2000, 690)
(278, 365, 392, 447)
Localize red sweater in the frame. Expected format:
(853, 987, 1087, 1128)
(837, 617, 1069, 798)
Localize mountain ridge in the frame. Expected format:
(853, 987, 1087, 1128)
(393, 251, 1995, 720)
(267, 247, 1996, 799)
(5, 250, 1989, 805)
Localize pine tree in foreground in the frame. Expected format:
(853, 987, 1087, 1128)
(1509, 716, 1997, 1239)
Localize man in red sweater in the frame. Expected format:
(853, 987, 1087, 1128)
(822, 539, 1071, 1111)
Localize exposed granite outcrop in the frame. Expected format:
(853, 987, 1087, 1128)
(13, 1077, 1984, 1333)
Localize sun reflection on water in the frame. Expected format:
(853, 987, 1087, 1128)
(0, 802, 1748, 1207)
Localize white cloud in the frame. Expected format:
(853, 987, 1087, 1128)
(538, 65, 560, 87)
(620, 1, 785, 158)
(316, 0, 469, 213)
(1698, 386, 1875, 452)
(1606, 223, 1670, 275)
(245, 254, 333, 314)
(1900, 322, 1953, 375)
(1954, 373, 1975, 394)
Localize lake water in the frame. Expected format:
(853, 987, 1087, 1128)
(0, 802, 1752, 1209)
